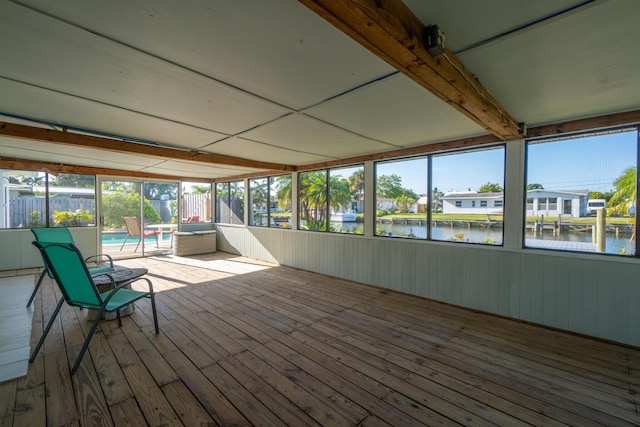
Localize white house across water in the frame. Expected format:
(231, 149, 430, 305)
(443, 189, 590, 217)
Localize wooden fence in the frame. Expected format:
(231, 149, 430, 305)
(7, 193, 213, 228)
(9, 197, 96, 227)
(182, 193, 211, 222)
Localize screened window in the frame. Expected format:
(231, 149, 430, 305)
(269, 175, 292, 228)
(216, 181, 244, 224)
(298, 166, 364, 233)
(50, 173, 96, 227)
(298, 170, 327, 231)
(525, 129, 638, 255)
(0, 170, 96, 229)
(432, 147, 505, 245)
(375, 157, 427, 239)
(181, 181, 211, 223)
(329, 165, 363, 234)
(248, 175, 291, 228)
(249, 178, 268, 226)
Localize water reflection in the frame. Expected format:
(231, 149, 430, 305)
(331, 222, 634, 255)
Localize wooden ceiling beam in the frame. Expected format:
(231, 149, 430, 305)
(0, 155, 211, 181)
(0, 121, 295, 172)
(298, 0, 523, 140)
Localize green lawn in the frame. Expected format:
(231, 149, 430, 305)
(278, 211, 633, 225)
(382, 213, 501, 221)
(379, 212, 633, 225)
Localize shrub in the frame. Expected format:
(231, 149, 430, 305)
(53, 209, 93, 227)
(102, 193, 161, 229)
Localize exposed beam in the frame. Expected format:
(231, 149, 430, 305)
(0, 156, 210, 182)
(295, 134, 502, 173)
(214, 109, 640, 182)
(298, 0, 523, 140)
(527, 110, 640, 138)
(213, 133, 503, 182)
(0, 121, 295, 172)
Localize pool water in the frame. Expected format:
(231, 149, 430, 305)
(102, 233, 172, 246)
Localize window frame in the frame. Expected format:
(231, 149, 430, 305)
(1, 169, 97, 229)
(524, 126, 639, 257)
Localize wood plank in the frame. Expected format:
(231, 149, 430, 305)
(247, 339, 370, 424)
(0, 121, 294, 172)
(103, 324, 182, 427)
(3, 254, 640, 425)
(173, 363, 251, 426)
(109, 397, 149, 426)
(40, 281, 79, 427)
(161, 380, 216, 426)
(119, 322, 179, 387)
(233, 348, 354, 426)
(0, 380, 16, 426)
(311, 319, 587, 426)
(216, 354, 320, 427)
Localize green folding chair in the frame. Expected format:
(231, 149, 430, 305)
(30, 241, 159, 375)
(28, 227, 114, 307)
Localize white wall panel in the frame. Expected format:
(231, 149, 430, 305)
(1, 227, 102, 271)
(217, 224, 640, 347)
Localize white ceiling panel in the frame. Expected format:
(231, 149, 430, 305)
(141, 160, 259, 180)
(0, 78, 228, 150)
(0, 138, 164, 170)
(306, 73, 485, 146)
(457, 0, 640, 126)
(204, 136, 330, 166)
(1, 1, 638, 181)
(403, 0, 594, 53)
(0, 1, 291, 135)
(16, 0, 395, 110)
(223, 114, 397, 161)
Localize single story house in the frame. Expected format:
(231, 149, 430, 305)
(526, 189, 590, 218)
(443, 189, 590, 217)
(442, 191, 504, 215)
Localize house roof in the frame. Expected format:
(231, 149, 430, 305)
(444, 189, 591, 199)
(1, 1, 639, 180)
(526, 189, 590, 197)
(444, 192, 503, 200)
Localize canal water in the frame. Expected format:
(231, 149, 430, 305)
(333, 222, 635, 255)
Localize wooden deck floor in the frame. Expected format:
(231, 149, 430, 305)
(1, 252, 640, 426)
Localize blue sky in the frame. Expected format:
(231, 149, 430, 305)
(375, 130, 637, 194)
(527, 131, 636, 192)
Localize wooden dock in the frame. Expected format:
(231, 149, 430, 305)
(526, 239, 597, 252)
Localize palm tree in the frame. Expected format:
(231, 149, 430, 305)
(608, 167, 636, 241)
(608, 167, 636, 216)
(188, 185, 211, 194)
(348, 168, 364, 212)
(348, 169, 364, 194)
(23, 176, 45, 186)
(250, 180, 268, 209)
(274, 175, 292, 211)
(329, 176, 352, 213)
(300, 172, 327, 222)
(396, 194, 417, 213)
(298, 171, 327, 225)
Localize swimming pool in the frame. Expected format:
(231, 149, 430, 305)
(102, 233, 171, 246)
